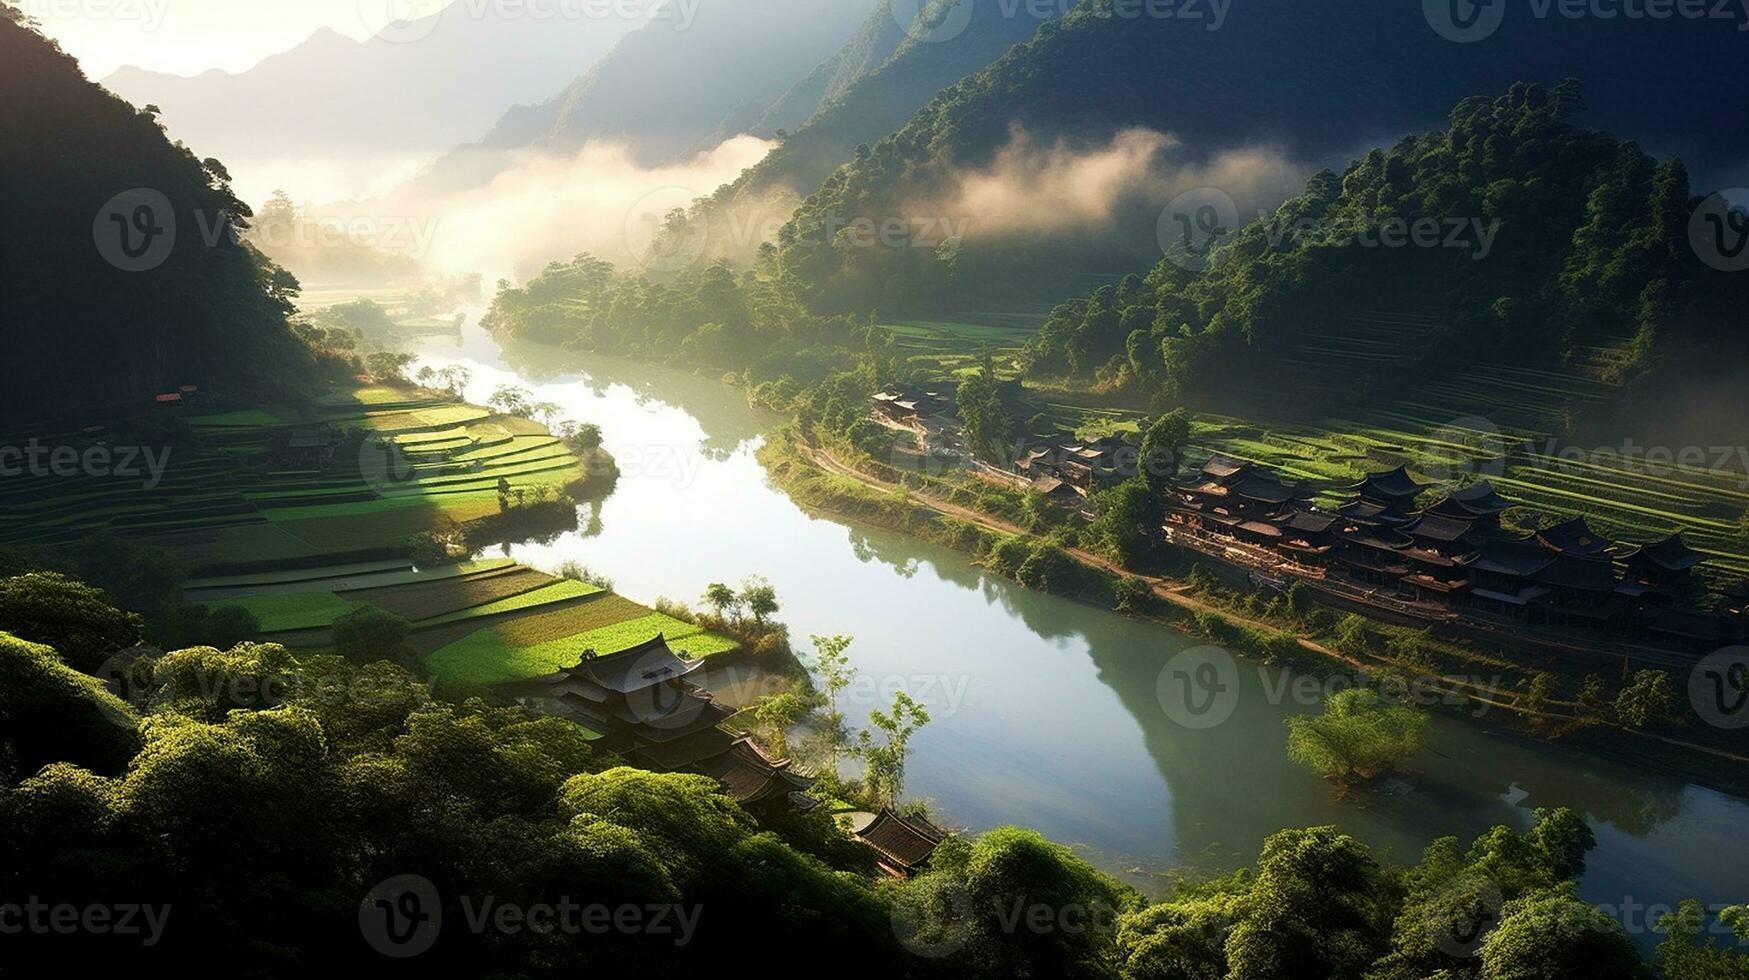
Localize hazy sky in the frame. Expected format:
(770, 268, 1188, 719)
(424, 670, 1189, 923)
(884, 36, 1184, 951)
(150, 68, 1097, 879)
(21, 0, 434, 78)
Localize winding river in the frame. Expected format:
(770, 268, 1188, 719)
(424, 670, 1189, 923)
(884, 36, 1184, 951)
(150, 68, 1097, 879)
(411, 320, 1745, 938)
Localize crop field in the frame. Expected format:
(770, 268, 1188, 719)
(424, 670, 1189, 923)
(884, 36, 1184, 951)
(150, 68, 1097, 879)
(1179, 345, 1749, 582)
(419, 592, 739, 689)
(218, 592, 359, 633)
(0, 384, 588, 570)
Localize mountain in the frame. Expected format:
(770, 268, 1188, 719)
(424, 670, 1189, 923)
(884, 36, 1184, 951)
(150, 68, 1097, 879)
(773, 0, 1749, 315)
(1021, 80, 1749, 435)
(670, 0, 1053, 264)
(100, 3, 643, 199)
(409, 0, 880, 199)
(0, 14, 309, 415)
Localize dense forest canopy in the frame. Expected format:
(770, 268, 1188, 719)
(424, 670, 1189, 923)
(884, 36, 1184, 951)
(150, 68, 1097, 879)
(1019, 81, 1749, 428)
(0, 13, 310, 416)
(3, 563, 1743, 977)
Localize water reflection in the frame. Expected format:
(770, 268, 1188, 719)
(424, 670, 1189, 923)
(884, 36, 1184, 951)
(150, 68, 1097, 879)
(408, 324, 1747, 923)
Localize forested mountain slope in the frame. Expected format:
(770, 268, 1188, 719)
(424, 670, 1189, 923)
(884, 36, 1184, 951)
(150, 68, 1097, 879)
(673, 0, 1054, 264)
(1022, 81, 1749, 437)
(0, 13, 309, 416)
(774, 0, 1749, 314)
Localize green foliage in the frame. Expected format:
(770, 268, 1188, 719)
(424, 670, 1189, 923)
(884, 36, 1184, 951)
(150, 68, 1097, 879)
(0, 632, 140, 776)
(1612, 669, 1680, 728)
(1086, 477, 1164, 568)
(1479, 886, 1648, 979)
(1285, 688, 1428, 785)
(855, 690, 930, 805)
(1656, 900, 1749, 980)
(1224, 826, 1393, 979)
(957, 357, 1016, 461)
(329, 605, 412, 662)
(0, 572, 142, 673)
(739, 575, 781, 625)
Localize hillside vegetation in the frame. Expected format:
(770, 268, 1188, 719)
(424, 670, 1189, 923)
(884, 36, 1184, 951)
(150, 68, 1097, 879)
(0, 13, 310, 416)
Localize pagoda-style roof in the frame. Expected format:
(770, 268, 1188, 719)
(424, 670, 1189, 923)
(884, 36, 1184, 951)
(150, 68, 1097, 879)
(1624, 534, 1707, 573)
(1198, 455, 1251, 482)
(575, 635, 704, 694)
(1231, 473, 1313, 505)
(1534, 517, 1617, 560)
(1429, 481, 1513, 517)
(1402, 513, 1476, 544)
(856, 809, 948, 876)
(696, 738, 816, 811)
(1470, 538, 1557, 578)
(633, 725, 739, 770)
(1344, 465, 1431, 502)
(1276, 511, 1340, 535)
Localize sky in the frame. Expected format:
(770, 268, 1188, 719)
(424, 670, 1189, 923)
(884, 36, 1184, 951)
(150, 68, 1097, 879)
(18, 0, 436, 78)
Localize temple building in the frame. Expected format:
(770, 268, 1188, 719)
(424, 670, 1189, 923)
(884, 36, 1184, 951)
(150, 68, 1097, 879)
(1465, 536, 1555, 619)
(1426, 481, 1515, 526)
(854, 808, 950, 878)
(501, 635, 815, 813)
(1167, 456, 1314, 544)
(1620, 534, 1708, 607)
(1338, 466, 1430, 528)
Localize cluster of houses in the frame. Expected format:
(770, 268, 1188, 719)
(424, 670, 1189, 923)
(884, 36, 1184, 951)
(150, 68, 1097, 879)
(502, 635, 949, 875)
(870, 384, 966, 457)
(1167, 456, 1749, 653)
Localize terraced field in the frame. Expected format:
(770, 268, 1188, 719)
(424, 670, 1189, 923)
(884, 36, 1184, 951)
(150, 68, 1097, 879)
(0, 384, 587, 567)
(1187, 354, 1749, 583)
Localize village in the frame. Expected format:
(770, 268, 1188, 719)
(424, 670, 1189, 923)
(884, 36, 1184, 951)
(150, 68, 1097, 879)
(869, 383, 1749, 660)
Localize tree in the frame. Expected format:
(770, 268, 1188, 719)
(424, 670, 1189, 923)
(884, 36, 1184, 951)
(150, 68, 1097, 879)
(1139, 409, 1192, 488)
(956, 357, 1015, 462)
(856, 690, 930, 804)
(1085, 477, 1163, 567)
(1656, 900, 1749, 980)
(751, 691, 810, 757)
(1225, 826, 1392, 980)
(0, 572, 143, 673)
(739, 576, 780, 626)
(1479, 886, 1648, 979)
(1613, 669, 1679, 728)
(810, 634, 855, 761)
(702, 582, 740, 619)
(488, 384, 534, 418)
(0, 632, 140, 776)
(1286, 688, 1428, 785)
(330, 607, 412, 662)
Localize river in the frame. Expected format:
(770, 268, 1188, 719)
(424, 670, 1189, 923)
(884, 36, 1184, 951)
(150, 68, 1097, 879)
(410, 321, 1745, 938)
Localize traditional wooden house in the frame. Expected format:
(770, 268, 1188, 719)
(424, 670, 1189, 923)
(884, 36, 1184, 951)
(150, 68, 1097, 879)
(501, 635, 735, 763)
(693, 735, 818, 819)
(1272, 511, 1341, 566)
(1169, 456, 1315, 544)
(1342, 466, 1431, 516)
(855, 808, 949, 878)
(1644, 606, 1749, 653)
(1464, 536, 1555, 620)
(1620, 534, 1708, 606)
(1425, 481, 1514, 525)
(871, 385, 955, 427)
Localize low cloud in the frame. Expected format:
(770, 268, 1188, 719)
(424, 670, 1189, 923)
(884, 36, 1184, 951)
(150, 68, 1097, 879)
(420, 135, 776, 282)
(924, 126, 1306, 240)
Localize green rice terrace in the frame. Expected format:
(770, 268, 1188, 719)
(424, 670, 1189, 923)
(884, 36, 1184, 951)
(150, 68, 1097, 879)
(899, 311, 1749, 584)
(0, 381, 738, 695)
(184, 558, 739, 696)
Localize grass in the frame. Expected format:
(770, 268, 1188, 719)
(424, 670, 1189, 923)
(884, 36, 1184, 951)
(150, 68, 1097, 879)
(218, 592, 357, 633)
(420, 593, 738, 689)
(412, 580, 603, 628)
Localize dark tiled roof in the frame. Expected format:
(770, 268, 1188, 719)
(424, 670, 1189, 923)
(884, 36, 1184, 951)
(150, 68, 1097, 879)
(1346, 465, 1431, 500)
(1625, 534, 1706, 572)
(857, 809, 948, 873)
(1403, 513, 1476, 543)
(1536, 556, 1619, 592)
(1432, 481, 1513, 517)
(1200, 455, 1251, 481)
(578, 635, 703, 694)
(1534, 517, 1617, 559)
(1471, 538, 1557, 577)
(1278, 511, 1340, 534)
